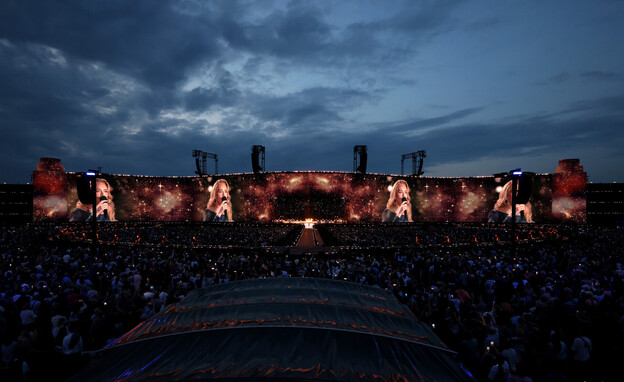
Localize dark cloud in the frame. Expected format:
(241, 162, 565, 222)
(244, 87, 371, 130)
(538, 72, 574, 85)
(221, 4, 362, 65)
(580, 71, 620, 81)
(184, 69, 240, 112)
(256, 99, 624, 178)
(1, 44, 105, 149)
(382, 112, 623, 178)
(389, 108, 484, 134)
(538, 70, 622, 86)
(0, 1, 223, 88)
(1, 1, 623, 184)
(465, 18, 501, 31)
(362, 0, 460, 34)
(284, 104, 340, 126)
(218, 0, 461, 68)
(561, 94, 624, 116)
(0, 40, 156, 174)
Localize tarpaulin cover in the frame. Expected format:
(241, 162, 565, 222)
(70, 278, 474, 381)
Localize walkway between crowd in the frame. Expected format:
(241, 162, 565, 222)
(292, 226, 325, 254)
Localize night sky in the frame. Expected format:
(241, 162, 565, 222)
(2, 1, 624, 183)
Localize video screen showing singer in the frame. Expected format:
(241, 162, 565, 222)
(69, 178, 116, 222)
(382, 179, 412, 222)
(488, 180, 533, 223)
(204, 179, 233, 222)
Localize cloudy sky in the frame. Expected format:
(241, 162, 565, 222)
(2, 0, 624, 183)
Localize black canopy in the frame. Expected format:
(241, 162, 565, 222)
(70, 278, 474, 381)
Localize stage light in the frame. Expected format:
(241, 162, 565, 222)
(86, 171, 97, 176)
(512, 171, 523, 176)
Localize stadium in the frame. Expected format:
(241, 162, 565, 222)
(0, 156, 621, 381)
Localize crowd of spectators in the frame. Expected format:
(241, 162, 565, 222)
(317, 223, 558, 247)
(0, 222, 622, 381)
(58, 222, 302, 247)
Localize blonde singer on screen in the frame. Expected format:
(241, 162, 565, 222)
(488, 180, 533, 223)
(204, 179, 233, 222)
(382, 180, 412, 222)
(69, 178, 116, 222)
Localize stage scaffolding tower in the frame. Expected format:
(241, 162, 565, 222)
(251, 145, 265, 173)
(192, 150, 218, 175)
(401, 151, 426, 176)
(353, 145, 368, 174)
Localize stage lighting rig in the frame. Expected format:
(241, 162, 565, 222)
(401, 151, 426, 176)
(192, 150, 218, 176)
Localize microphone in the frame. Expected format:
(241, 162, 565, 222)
(222, 196, 228, 211)
(99, 195, 109, 220)
(401, 197, 408, 217)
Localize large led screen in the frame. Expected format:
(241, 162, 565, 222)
(34, 162, 581, 223)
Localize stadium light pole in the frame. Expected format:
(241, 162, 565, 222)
(85, 170, 99, 250)
(510, 169, 522, 259)
(493, 169, 522, 258)
(510, 169, 521, 239)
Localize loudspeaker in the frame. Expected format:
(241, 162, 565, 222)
(514, 174, 532, 204)
(251, 150, 261, 173)
(357, 151, 367, 174)
(77, 173, 95, 205)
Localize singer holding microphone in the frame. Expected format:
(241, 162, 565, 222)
(382, 179, 412, 222)
(69, 178, 116, 222)
(487, 180, 533, 223)
(204, 179, 233, 222)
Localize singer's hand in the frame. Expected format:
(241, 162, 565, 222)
(396, 201, 408, 216)
(216, 200, 228, 216)
(96, 200, 109, 216)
